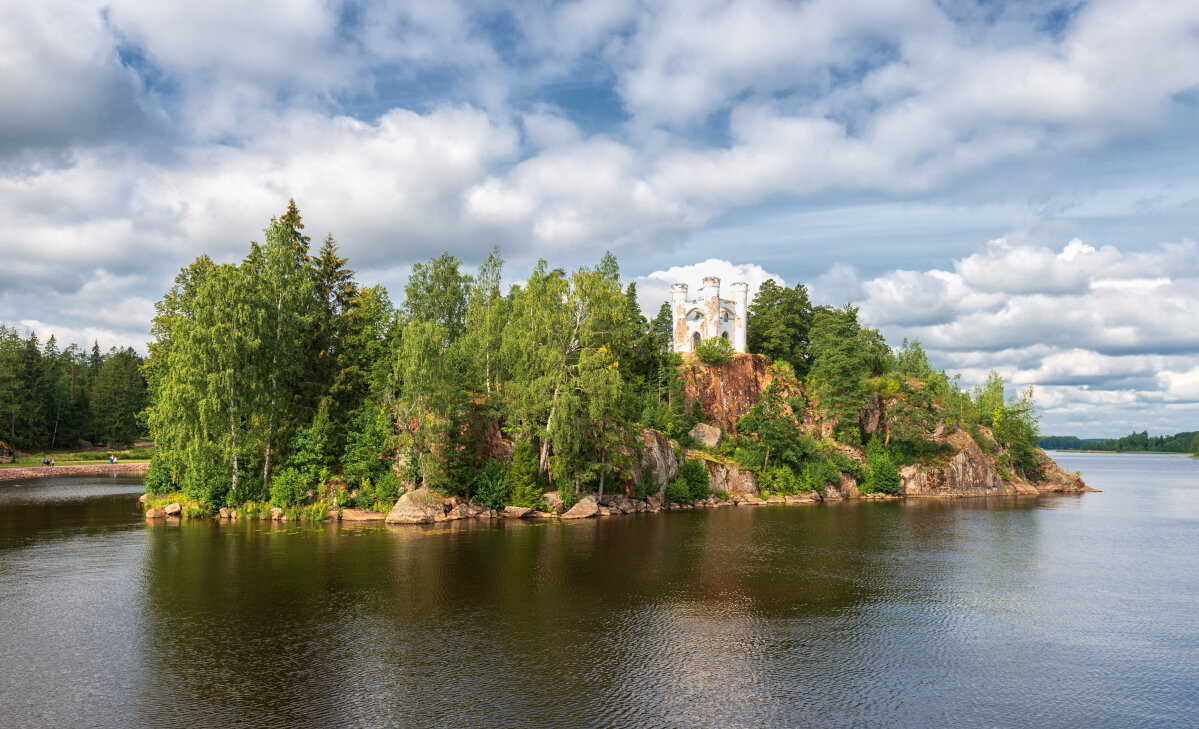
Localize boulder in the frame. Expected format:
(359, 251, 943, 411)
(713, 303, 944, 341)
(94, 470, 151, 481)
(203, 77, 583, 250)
(138, 494, 147, 504)
(596, 506, 612, 516)
(611, 495, 637, 514)
(218, 507, 231, 519)
(766, 495, 785, 504)
(503, 506, 533, 519)
(784, 494, 816, 504)
(688, 422, 723, 449)
(385, 487, 444, 524)
(544, 492, 564, 512)
(638, 428, 680, 492)
(741, 494, 766, 506)
(145, 507, 166, 519)
(341, 508, 386, 521)
(326, 509, 338, 520)
(269, 507, 284, 520)
(700, 458, 758, 495)
(164, 502, 182, 516)
(560, 495, 599, 519)
(528, 510, 556, 519)
(435, 504, 470, 522)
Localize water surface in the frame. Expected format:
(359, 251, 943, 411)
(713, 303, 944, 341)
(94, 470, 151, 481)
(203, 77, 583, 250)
(1, 454, 1196, 728)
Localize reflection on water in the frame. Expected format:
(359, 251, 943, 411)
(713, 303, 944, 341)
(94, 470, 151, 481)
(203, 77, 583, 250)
(1, 455, 1196, 728)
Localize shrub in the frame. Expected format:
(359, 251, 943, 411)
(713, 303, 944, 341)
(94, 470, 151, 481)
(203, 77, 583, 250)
(713, 489, 731, 500)
(694, 336, 735, 365)
(473, 458, 510, 510)
(143, 457, 174, 495)
(507, 440, 544, 509)
(634, 477, 660, 501)
(678, 459, 711, 500)
(864, 441, 900, 494)
(375, 472, 402, 506)
(664, 478, 691, 504)
(270, 466, 307, 506)
(761, 465, 800, 495)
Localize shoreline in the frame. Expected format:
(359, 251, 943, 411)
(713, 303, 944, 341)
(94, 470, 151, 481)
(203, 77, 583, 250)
(0, 462, 150, 483)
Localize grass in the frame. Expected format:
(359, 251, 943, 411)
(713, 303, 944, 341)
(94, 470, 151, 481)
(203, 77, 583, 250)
(1, 445, 153, 467)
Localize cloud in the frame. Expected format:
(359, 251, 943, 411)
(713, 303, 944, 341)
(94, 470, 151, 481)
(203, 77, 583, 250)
(633, 259, 784, 316)
(843, 235, 1199, 435)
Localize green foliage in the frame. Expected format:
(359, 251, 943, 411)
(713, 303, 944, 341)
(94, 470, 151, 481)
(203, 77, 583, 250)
(863, 440, 900, 494)
(473, 458, 510, 509)
(375, 472, 402, 506)
(508, 440, 545, 509)
(143, 457, 174, 495)
(664, 478, 691, 504)
(270, 466, 307, 507)
(694, 336, 735, 365)
(1192, 433, 1199, 456)
(678, 459, 711, 500)
(1040, 430, 1199, 454)
(341, 405, 393, 486)
(746, 279, 814, 376)
(807, 304, 886, 444)
(713, 489, 731, 501)
(634, 477, 659, 501)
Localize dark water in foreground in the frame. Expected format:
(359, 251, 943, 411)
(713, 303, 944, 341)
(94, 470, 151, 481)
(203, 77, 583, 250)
(1, 453, 1196, 728)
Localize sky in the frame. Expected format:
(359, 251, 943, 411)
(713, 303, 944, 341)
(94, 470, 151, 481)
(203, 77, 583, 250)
(1, 0, 1197, 437)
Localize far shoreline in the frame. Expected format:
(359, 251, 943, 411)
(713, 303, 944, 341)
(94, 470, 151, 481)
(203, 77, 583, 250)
(0, 462, 150, 483)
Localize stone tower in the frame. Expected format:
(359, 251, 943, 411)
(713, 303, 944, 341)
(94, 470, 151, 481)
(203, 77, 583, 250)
(671, 277, 748, 354)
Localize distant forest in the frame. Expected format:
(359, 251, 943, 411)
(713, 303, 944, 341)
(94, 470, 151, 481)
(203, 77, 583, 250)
(0, 326, 147, 451)
(1039, 431, 1199, 454)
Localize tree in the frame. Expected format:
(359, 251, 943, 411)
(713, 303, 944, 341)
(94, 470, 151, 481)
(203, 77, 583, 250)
(808, 304, 881, 443)
(245, 219, 313, 491)
(1190, 433, 1199, 456)
(404, 253, 470, 345)
(90, 347, 146, 447)
(747, 280, 813, 375)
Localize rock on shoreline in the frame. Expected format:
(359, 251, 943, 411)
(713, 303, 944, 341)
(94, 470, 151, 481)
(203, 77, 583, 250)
(0, 462, 150, 483)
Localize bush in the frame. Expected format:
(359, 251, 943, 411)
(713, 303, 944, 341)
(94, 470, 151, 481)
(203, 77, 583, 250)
(634, 477, 659, 501)
(713, 489, 731, 500)
(375, 472, 402, 506)
(678, 459, 711, 500)
(270, 466, 307, 506)
(507, 440, 545, 509)
(473, 458, 510, 510)
(664, 477, 691, 505)
(864, 441, 900, 494)
(143, 457, 173, 495)
(694, 336, 735, 365)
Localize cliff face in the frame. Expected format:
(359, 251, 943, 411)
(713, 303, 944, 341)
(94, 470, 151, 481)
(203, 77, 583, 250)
(679, 353, 795, 433)
(899, 430, 1020, 497)
(1023, 450, 1093, 494)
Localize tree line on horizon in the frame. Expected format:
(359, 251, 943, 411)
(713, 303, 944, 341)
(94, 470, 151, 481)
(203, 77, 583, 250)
(1039, 431, 1199, 454)
(14, 201, 1046, 509)
(0, 326, 146, 453)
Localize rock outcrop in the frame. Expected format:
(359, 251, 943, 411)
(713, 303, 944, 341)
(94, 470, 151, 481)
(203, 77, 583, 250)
(385, 487, 444, 524)
(341, 508, 387, 521)
(560, 495, 599, 519)
(691, 454, 758, 495)
(636, 428, 679, 491)
(900, 430, 1018, 497)
(679, 353, 791, 433)
(688, 422, 722, 448)
(1024, 450, 1095, 493)
(164, 502, 182, 516)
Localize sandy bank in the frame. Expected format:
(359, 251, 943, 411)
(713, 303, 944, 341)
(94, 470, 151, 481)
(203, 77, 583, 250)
(0, 462, 149, 483)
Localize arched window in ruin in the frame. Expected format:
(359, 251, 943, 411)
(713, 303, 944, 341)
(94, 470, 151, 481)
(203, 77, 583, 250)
(692, 332, 701, 350)
(721, 331, 730, 341)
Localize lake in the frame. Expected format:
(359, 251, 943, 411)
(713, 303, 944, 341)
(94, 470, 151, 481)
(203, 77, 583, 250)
(1, 452, 1196, 728)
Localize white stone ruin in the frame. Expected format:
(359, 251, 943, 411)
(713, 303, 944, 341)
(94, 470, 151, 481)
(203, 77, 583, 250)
(671, 277, 747, 354)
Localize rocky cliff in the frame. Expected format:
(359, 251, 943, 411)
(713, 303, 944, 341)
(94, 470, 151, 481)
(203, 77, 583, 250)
(679, 353, 797, 432)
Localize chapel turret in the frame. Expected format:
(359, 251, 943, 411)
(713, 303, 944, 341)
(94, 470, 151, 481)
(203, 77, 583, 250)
(671, 276, 748, 354)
